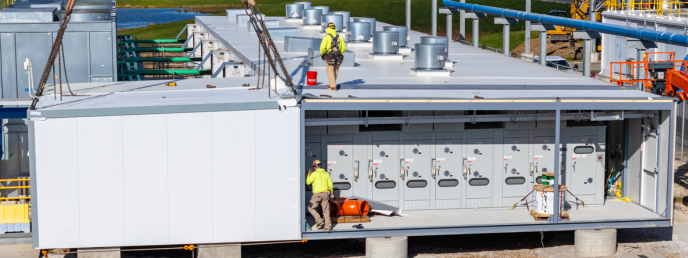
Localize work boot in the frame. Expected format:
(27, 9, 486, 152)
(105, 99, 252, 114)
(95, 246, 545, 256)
(330, 85, 338, 91)
(314, 222, 324, 230)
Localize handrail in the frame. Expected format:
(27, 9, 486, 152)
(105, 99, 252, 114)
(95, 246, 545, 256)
(0, 178, 29, 182)
(442, 0, 688, 46)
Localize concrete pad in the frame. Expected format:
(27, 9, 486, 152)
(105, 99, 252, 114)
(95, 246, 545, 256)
(198, 244, 241, 258)
(0, 244, 40, 257)
(673, 225, 688, 242)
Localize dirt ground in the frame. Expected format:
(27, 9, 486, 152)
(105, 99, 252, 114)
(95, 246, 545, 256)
(512, 39, 584, 60)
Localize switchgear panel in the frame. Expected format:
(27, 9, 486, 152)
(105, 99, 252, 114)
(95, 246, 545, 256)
(327, 142, 354, 198)
(502, 137, 531, 198)
(641, 121, 658, 210)
(465, 138, 493, 199)
(372, 141, 400, 205)
(434, 138, 462, 209)
(403, 140, 432, 209)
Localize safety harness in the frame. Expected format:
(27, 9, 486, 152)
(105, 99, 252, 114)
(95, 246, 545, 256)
(325, 34, 344, 65)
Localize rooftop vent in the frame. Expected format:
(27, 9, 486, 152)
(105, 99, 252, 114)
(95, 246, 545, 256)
(370, 31, 403, 60)
(410, 43, 450, 77)
(383, 26, 408, 48)
(420, 36, 453, 68)
(352, 17, 376, 36)
(286, 4, 304, 19)
(312, 6, 329, 21)
(303, 9, 322, 25)
(347, 22, 371, 42)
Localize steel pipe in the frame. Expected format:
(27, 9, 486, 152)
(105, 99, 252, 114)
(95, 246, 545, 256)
(442, 0, 688, 46)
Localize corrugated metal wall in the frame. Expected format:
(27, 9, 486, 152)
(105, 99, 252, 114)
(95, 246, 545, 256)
(32, 108, 301, 248)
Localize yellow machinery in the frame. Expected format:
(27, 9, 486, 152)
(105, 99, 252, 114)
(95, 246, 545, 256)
(547, 0, 605, 48)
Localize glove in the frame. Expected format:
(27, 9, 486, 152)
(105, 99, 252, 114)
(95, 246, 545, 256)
(329, 192, 334, 199)
(321, 55, 325, 61)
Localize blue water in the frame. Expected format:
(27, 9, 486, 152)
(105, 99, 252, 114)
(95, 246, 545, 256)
(117, 8, 210, 29)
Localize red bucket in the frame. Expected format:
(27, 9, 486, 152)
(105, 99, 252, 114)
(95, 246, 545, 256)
(306, 71, 317, 86)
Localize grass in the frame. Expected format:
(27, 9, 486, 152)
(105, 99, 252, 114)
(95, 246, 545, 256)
(118, 18, 195, 40)
(478, 31, 539, 52)
(116, 0, 569, 39)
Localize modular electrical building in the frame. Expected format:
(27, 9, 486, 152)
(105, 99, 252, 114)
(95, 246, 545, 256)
(22, 4, 676, 252)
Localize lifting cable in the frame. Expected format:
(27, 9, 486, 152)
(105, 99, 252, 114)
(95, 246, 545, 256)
(29, 0, 77, 110)
(242, 0, 297, 96)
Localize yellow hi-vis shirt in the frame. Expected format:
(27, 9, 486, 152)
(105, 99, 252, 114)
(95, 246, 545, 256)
(320, 27, 346, 56)
(307, 168, 334, 194)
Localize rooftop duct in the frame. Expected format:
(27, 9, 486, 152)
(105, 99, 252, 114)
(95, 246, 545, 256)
(312, 6, 329, 22)
(237, 14, 265, 25)
(303, 9, 322, 25)
(352, 17, 376, 36)
(294, 1, 312, 9)
(347, 22, 371, 42)
(322, 14, 343, 32)
(286, 4, 304, 19)
(0, 8, 56, 23)
(329, 11, 350, 28)
(11, 1, 64, 10)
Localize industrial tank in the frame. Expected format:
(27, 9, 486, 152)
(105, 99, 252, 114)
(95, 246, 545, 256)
(321, 14, 343, 32)
(372, 31, 399, 54)
(57, 9, 111, 21)
(383, 26, 408, 47)
(329, 11, 350, 28)
(352, 17, 376, 36)
(347, 22, 370, 42)
(414, 43, 445, 70)
(420, 36, 448, 58)
(294, 1, 311, 9)
(286, 4, 304, 18)
(303, 9, 322, 25)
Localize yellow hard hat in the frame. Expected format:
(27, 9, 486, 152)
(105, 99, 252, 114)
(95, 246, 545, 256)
(313, 160, 322, 166)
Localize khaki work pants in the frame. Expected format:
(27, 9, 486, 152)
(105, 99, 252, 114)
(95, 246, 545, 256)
(308, 192, 331, 230)
(326, 62, 340, 90)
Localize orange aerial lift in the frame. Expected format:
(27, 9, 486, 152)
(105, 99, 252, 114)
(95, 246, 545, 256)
(610, 52, 688, 101)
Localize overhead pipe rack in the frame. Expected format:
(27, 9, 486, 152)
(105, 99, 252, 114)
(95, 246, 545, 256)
(441, 0, 688, 46)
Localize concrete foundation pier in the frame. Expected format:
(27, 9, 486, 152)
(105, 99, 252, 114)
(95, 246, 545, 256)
(366, 236, 408, 258)
(77, 247, 121, 258)
(574, 229, 617, 257)
(198, 244, 241, 258)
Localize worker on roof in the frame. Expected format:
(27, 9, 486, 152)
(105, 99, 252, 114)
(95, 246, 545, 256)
(320, 22, 346, 91)
(306, 159, 334, 232)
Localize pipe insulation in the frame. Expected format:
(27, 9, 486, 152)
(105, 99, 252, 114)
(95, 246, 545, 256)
(442, 0, 688, 46)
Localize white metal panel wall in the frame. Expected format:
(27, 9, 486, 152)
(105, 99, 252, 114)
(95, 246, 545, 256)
(33, 107, 302, 248)
(167, 113, 213, 244)
(211, 111, 257, 242)
(122, 115, 169, 245)
(76, 117, 125, 247)
(254, 108, 302, 241)
(34, 118, 81, 248)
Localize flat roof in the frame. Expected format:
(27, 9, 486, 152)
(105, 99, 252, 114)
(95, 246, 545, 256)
(196, 15, 612, 88)
(30, 12, 676, 113)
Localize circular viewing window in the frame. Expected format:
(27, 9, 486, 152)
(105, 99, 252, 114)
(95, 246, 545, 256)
(306, 151, 314, 157)
(339, 174, 346, 180)
(444, 171, 451, 176)
(412, 171, 419, 177)
(587, 178, 593, 183)
(413, 148, 419, 154)
(473, 149, 480, 155)
(473, 171, 479, 177)
(444, 147, 451, 153)
(511, 168, 518, 174)
(339, 150, 346, 156)
(379, 174, 386, 180)
(542, 145, 548, 151)
(511, 145, 518, 151)
(379, 151, 386, 157)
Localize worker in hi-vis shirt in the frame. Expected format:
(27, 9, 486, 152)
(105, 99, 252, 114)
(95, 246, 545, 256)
(320, 22, 346, 91)
(306, 160, 334, 232)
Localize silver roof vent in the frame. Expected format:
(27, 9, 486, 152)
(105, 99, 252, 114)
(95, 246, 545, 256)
(286, 4, 304, 19)
(370, 31, 403, 60)
(411, 43, 450, 77)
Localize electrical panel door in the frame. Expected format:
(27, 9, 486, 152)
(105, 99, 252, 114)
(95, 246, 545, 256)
(466, 139, 493, 199)
(372, 141, 400, 203)
(533, 137, 558, 184)
(403, 140, 431, 201)
(641, 124, 658, 210)
(327, 142, 354, 198)
(435, 139, 462, 200)
(502, 137, 530, 197)
(570, 136, 598, 195)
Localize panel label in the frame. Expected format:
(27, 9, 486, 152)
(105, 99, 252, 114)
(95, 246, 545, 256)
(373, 160, 382, 163)
(437, 158, 445, 161)
(405, 159, 414, 162)
(467, 157, 476, 161)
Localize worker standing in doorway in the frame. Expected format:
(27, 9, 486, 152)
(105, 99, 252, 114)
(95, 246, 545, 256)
(307, 160, 334, 232)
(320, 22, 346, 91)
